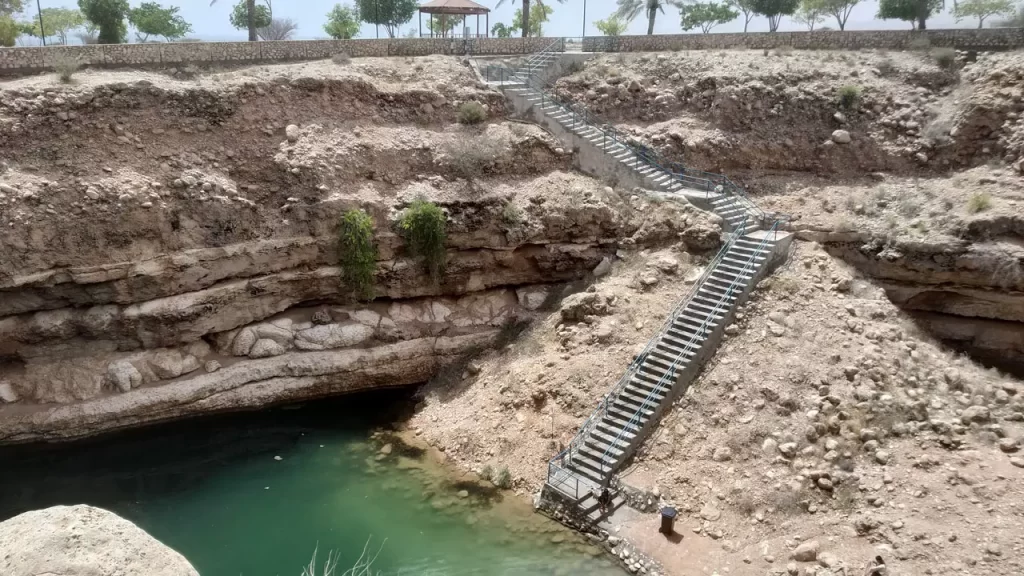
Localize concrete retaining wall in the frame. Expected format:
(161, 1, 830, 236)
(583, 28, 1024, 52)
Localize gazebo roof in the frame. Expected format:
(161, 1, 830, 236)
(418, 0, 490, 15)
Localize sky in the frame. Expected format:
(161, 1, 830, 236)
(15, 0, 973, 44)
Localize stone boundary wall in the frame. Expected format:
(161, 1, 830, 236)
(2, 29, 1020, 75)
(583, 28, 1024, 52)
(0, 36, 557, 75)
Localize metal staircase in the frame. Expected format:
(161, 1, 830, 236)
(478, 47, 791, 521)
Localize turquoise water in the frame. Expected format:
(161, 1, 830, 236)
(0, 390, 624, 576)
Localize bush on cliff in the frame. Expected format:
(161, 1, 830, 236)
(399, 198, 447, 281)
(338, 209, 378, 300)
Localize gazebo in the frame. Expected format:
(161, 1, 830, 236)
(418, 0, 491, 38)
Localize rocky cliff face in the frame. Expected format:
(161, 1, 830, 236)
(0, 59, 720, 443)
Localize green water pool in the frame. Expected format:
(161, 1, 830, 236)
(0, 389, 624, 576)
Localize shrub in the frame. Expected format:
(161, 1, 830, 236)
(52, 56, 82, 83)
(443, 136, 501, 181)
(501, 201, 523, 227)
(338, 209, 377, 300)
(967, 192, 992, 213)
(837, 85, 861, 110)
(909, 36, 931, 51)
(876, 58, 896, 77)
(332, 52, 351, 66)
(0, 16, 17, 47)
(457, 101, 487, 125)
(932, 47, 956, 71)
(479, 461, 495, 479)
(399, 198, 447, 280)
(493, 466, 512, 489)
(565, 59, 585, 74)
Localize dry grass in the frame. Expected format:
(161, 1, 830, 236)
(967, 192, 992, 213)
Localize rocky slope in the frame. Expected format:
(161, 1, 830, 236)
(0, 504, 198, 576)
(0, 58, 720, 443)
(412, 242, 1024, 576)
(552, 50, 1023, 177)
(552, 49, 1024, 375)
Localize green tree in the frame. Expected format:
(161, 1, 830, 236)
(680, 1, 738, 32)
(877, 0, 943, 28)
(356, 0, 417, 37)
(78, 0, 129, 44)
(804, 0, 859, 29)
(0, 0, 22, 16)
(615, 0, 673, 34)
(729, 0, 757, 30)
(594, 14, 628, 35)
(992, 1, 1021, 24)
(792, 0, 825, 28)
(324, 3, 360, 38)
(228, 0, 270, 32)
(425, 14, 459, 36)
(490, 22, 515, 36)
(512, 3, 553, 36)
(22, 8, 85, 44)
(953, 0, 1014, 26)
(128, 2, 192, 42)
(749, 0, 799, 30)
(495, 0, 564, 38)
(0, 16, 17, 46)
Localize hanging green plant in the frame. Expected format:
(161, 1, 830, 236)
(338, 208, 377, 300)
(398, 198, 447, 281)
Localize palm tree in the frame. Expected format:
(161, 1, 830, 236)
(615, 0, 674, 34)
(211, 0, 258, 41)
(494, 0, 564, 38)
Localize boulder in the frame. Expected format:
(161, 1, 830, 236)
(295, 323, 375, 350)
(831, 130, 851, 144)
(592, 257, 612, 277)
(249, 339, 287, 358)
(0, 380, 18, 403)
(961, 405, 990, 424)
(147, 350, 185, 380)
(559, 292, 605, 322)
(0, 505, 199, 576)
(107, 361, 143, 393)
(231, 327, 258, 356)
(791, 540, 820, 562)
(285, 124, 300, 142)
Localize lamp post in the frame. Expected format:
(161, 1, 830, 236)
(36, 0, 46, 46)
(581, 0, 586, 38)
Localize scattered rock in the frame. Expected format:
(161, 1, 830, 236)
(107, 361, 143, 393)
(147, 350, 185, 380)
(831, 130, 851, 144)
(249, 338, 286, 358)
(204, 360, 222, 373)
(593, 257, 612, 277)
(0, 380, 19, 403)
(700, 502, 721, 521)
(790, 540, 820, 562)
(712, 446, 733, 462)
(285, 124, 300, 142)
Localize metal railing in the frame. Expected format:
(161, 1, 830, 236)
(482, 62, 770, 227)
(595, 219, 781, 474)
(547, 219, 747, 484)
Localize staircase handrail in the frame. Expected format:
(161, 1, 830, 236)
(483, 62, 768, 224)
(549, 218, 746, 473)
(596, 219, 782, 473)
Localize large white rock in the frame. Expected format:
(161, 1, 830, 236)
(0, 380, 18, 403)
(0, 505, 199, 576)
(831, 129, 851, 144)
(295, 323, 375, 349)
(107, 361, 143, 393)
